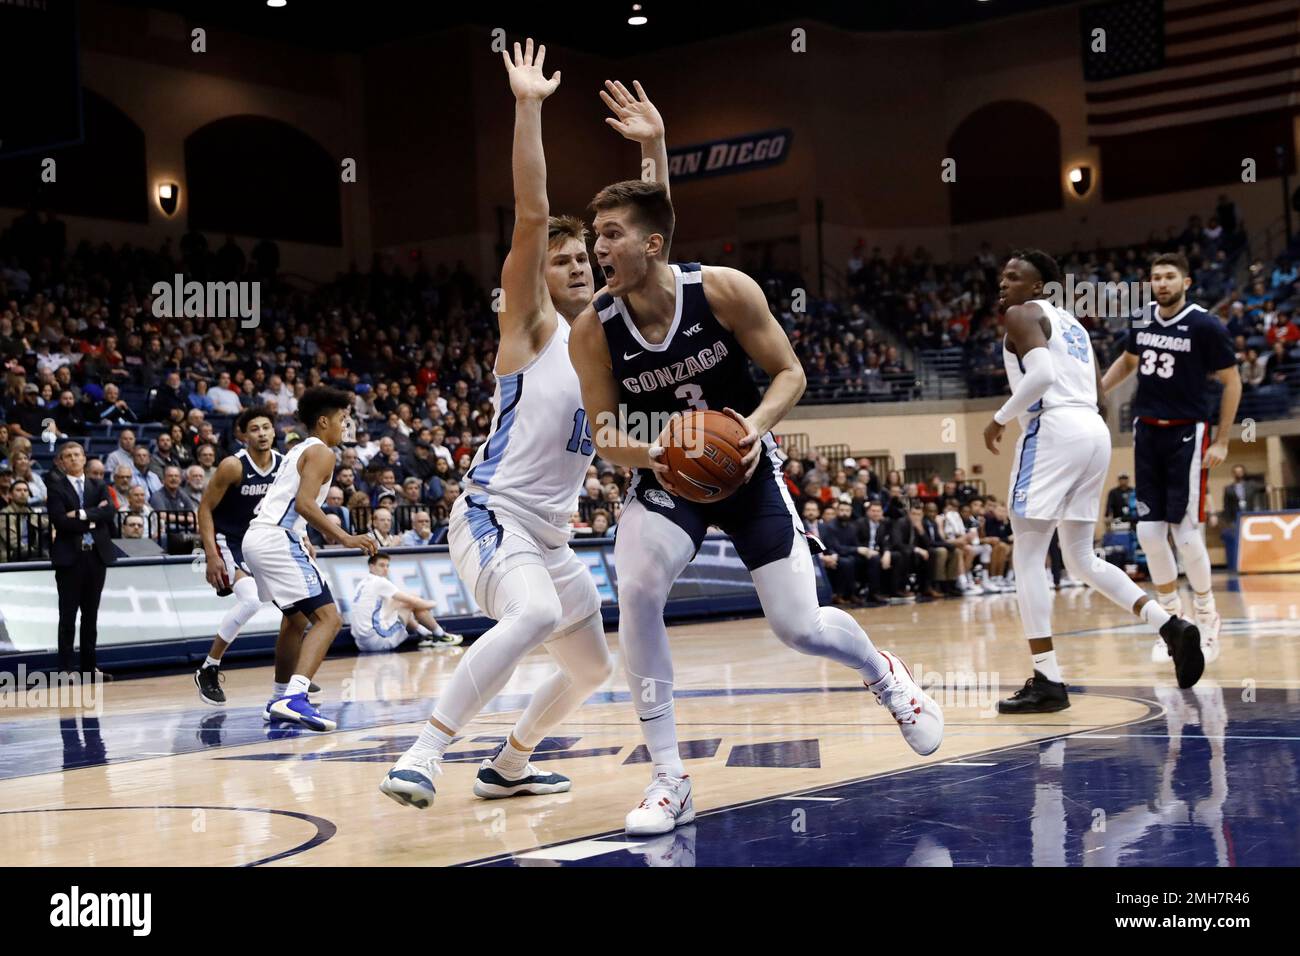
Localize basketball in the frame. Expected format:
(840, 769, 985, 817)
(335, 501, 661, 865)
(657, 409, 749, 503)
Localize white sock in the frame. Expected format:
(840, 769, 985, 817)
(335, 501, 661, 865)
(641, 704, 686, 777)
(491, 739, 533, 779)
(413, 623, 432, 636)
(430, 623, 446, 637)
(203, 655, 220, 669)
(1032, 649, 1062, 683)
(1157, 589, 1182, 616)
(287, 674, 311, 697)
(1141, 600, 1172, 630)
(1193, 590, 1216, 612)
(272, 680, 288, 698)
(400, 721, 453, 767)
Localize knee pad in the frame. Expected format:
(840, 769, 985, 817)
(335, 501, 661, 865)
(1136, 520, 1170, 553)
(1170, 516, 1203, 552)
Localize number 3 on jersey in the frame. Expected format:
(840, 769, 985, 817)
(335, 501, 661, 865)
(1061, 325, 1091, 363)
(675, 383, 708, 410)
(565, 408, 593, 456)
(1139, 349, 1175, 378)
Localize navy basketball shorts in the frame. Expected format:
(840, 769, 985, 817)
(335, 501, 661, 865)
(626, 443, 817, 572)
(1134, 419, 1210, 525)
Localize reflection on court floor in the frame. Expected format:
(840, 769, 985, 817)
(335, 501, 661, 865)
(1, 573, 1297, 867)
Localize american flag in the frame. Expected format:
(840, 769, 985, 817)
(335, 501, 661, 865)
(1083, 0, 1300, 140)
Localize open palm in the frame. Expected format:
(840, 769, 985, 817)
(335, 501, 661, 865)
(601, 79, 664, 144)
(503, 38, 559, 101)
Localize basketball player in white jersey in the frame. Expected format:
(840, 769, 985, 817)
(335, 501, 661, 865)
(350, 551, 463, 652)
(381, 39, 670, 807)
(983, 251, 1203, 713)
(243, 386, 379, 731)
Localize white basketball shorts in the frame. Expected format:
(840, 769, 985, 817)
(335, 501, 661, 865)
(1008, 410, 1110, 523)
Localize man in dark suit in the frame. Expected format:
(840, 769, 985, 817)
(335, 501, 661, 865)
(1219, 464, 1266, 569)
(1105, 474, 1137, 524)
(856, 501, 901, 603)
(895, 503, 944, 599)
(47, 441, 118, 677)
(819, 499, 863, 606)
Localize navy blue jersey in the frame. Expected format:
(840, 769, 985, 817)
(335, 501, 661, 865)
(596, 263, 761, 426)
(1125, 302, 1235, 421)
(212, 448, 282, 543)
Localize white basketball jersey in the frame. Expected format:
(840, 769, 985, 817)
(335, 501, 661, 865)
(463, 319, 593, 524)
(349, 573, 400, 637)
(250, 436, 329, 539)
(1002, 299, 1099, 428)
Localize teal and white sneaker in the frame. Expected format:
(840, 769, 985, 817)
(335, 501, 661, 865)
(473, 743, 571, 798)
(380, 756, 443, 809)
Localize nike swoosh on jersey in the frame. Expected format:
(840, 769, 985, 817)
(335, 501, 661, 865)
(623, 351, 644, 360)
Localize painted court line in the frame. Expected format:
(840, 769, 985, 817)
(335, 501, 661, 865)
(513, 839, 645, 862)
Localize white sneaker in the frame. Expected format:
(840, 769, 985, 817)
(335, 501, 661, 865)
(868, 650, 944, 756)
(380, 754, 443, 810)
(1194, 604, 1221, 664)
(1061, 575, 1084, 589)
(626, 772, 695, 836)
(1150, 636, 1171, 662)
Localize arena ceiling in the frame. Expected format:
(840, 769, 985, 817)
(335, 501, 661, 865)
(111, 0, 1084, 54)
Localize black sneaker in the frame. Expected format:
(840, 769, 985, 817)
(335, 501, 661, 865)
(997, 671, 1070, 714)
(195, 665, 225, 706)
(1159, 616, 1204, 689)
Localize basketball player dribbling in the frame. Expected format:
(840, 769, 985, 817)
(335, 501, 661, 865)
(241, 386, 379, 732)
(568, 179, 944, 837)
(1101, 252, 1241, 665)
(381, 39, 671, 808)
(983, 251, 1203, 715)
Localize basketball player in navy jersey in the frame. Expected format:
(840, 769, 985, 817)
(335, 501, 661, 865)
(569, 180, 943, 836)
(1102, 252, 1241, 664)
(195, 406, 283, 704)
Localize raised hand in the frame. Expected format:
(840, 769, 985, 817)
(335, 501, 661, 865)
(502, 38, 560, 102)
(600, 79, 664, 144)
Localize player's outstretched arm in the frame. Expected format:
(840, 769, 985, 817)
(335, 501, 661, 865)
(1101, 350, 1139, 395)
(985, 303, 1051, 453)
(568, 304, 679, 491)
(499, 38, 561, 364)
(701, 266, 805, 479)
(197, 456, 242, 589)
(601, 79, 669, 198)
(296, 445, 377, 555)
(1207, 365, 1242, 468)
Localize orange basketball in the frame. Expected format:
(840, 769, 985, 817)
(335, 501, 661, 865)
(657, 409, 750, 503)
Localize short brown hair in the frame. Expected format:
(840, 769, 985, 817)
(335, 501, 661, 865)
(589, 180, 675, 251)
(548, 215, 587, 249)
(1151, 252, 1190, 277)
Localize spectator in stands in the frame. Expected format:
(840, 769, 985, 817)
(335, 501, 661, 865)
(922, 502, 959, 595)
(183, 464, 207, 501)
(0, 479, 46, 562)
(150, 433, 182, 479)
(590, 509, 614, 537)
(195, 443, 219, 482)
(819, 499, 864, 607)
(120, 513, 146, 540)
(897, 502, 942, 599)
(129, 445, 162, 496)
(207, 371, 243, 415)
(122, 484, 153, 526)
(856, 501, 899, 604)
(10, 451, 45, 507)
(104, 429, 136, 475)
(6, 383, 47, 439)
(150, 465, 195, 513)
(952, 467, 978, 504)
(370, 467, 401, 508)
(52, 389, 87, 436)
(980, 501, 1014, 591)
(940, 497, 980, 595)
(0, 469, 13, 507)
(90, 383, 138, 426)
(1218, 463, 1266, 569)
(149, 371, 191, 422)
(401, 509, 437, 547)
(367, 507, 403, 547)
(1240, 347, 1265, 391)
(107, 465, 134, 511)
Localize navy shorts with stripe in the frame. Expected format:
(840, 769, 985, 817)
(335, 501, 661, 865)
(628, 444, 812, 571)
(1134, 420, 1209, 524)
